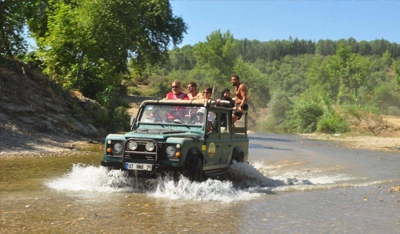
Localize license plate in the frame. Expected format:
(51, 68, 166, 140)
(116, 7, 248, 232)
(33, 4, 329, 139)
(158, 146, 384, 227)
(125, 163, 152, 171)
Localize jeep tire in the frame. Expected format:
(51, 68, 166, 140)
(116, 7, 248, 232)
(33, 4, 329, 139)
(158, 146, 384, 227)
(232, 150, 244, 163)
(185, 156, 203, 182)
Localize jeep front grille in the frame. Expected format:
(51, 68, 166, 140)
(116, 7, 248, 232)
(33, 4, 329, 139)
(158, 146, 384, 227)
(124, 139, 157, 161)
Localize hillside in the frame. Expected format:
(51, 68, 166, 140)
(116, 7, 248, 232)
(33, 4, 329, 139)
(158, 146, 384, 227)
(0, 60, 106, 157)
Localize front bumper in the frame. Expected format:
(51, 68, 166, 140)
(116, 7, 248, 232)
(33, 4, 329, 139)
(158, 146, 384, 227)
(101, 161, 185, 174)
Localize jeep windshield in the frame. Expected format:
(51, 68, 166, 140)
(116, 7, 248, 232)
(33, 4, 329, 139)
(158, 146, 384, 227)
(134, 100, 209, 133)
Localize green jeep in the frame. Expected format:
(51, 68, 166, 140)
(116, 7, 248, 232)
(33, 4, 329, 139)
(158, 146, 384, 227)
(101, 99, 248, 182)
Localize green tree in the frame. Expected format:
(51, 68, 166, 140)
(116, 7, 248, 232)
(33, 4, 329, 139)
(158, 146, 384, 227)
(308, 43, 371, 105)
(0, 0, 39, 58)
(166, 45, 196, 71)
(315, 39, 336, 56)
(31, 0, 187, 98)
(358, 40, 371, 56)
(192, 30, 238, 88)
(382, 50, 392, 67)
(394, 59, 400, 88)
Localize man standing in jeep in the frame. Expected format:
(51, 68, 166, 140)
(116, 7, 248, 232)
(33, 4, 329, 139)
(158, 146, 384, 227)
(164, 80, 189, 122)
(231, 74, 248, 125)
(165, 80, 189, 100)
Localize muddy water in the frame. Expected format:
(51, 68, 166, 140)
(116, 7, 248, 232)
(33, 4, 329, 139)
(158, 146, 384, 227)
(1, 133, 399, 233)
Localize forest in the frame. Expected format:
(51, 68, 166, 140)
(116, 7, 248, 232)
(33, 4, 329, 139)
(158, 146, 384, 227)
(1, 0, 400, 133)
(130, 33, 400, 133)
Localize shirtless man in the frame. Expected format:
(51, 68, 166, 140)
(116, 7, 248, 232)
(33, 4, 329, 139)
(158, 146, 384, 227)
(186, 82, 204, 99)
(231, 74, 248, 125)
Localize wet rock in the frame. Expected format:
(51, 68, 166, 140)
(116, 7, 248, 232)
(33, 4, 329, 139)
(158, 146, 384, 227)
(69, 120, 86, 132)
(0, 103, 35, 113)
(46, 113, 69, 123)
(19, 117, 36, 124)
(87, 123, 101, 137)
(30, 94, 45, 107)
(44, 101, 65, 113)
(98, 128, 108, 136)
(43, 115, 59, 124)
(68, 120, 101, 136)
(34, 120, 55, 132)
(388, 185, 400, 194)
(0, 113, 11, 121)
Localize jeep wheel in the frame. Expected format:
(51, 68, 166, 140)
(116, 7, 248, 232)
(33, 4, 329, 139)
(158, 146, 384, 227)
(185, 156, 203, 182)
(232, 150, 244, 163)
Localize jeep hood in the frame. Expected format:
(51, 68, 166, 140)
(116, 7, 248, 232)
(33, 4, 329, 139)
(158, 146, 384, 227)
(124, 129, 201, 140)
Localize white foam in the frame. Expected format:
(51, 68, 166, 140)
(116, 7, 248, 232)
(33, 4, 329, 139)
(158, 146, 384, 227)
(45, 160, 372, 198)
(45, 164, 134, 192)
(45, 164, 261, 202)
(150, 175, 260, 202)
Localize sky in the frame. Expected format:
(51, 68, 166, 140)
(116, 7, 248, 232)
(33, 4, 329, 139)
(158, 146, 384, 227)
(170, 1, 400, 47)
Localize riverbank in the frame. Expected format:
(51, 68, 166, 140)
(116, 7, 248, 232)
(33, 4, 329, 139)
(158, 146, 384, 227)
(301, 115, 400, 152)
(301, 133, 400, 152)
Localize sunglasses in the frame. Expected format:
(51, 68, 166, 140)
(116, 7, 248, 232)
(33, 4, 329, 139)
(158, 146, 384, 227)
(187, 86, 192, 89)
(172, 86, 180, 88)
(203, 92, 210, 94)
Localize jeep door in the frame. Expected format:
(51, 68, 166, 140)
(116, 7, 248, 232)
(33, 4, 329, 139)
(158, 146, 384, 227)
(204, 108, 232, 168)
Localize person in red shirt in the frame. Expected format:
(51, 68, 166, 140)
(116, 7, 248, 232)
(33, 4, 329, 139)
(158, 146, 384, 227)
(165, 80, 189, 122)
(165, 80, 189, 100)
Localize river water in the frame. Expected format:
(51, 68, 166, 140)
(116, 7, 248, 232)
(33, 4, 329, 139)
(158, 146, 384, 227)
(1, 133, 399, 233)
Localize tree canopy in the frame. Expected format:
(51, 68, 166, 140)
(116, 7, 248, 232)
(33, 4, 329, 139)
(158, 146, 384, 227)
(0, 0, 40, 58)
(24, 0, 187, 98)
(191, 30, 238, 88)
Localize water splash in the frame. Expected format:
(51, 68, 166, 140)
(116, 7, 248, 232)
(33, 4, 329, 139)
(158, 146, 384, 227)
(45, 164, 262, 202)
(45, 164, 136, 192)
(46, 160, 371, 200)
(229, 160, 284, 187)
(150, 175, 260, 202)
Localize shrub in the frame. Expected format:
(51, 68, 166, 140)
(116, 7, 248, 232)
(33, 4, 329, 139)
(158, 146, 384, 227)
(284, 100, 324, 133)
(371, 83, 400, 114)
(92, 86, 130, 132)
(317, 113, 350, 134)
(388, 106, 400, 116)
(108, 106, 130, 133)
(268, 91, 292, 121)
(127, 86, 142, 96)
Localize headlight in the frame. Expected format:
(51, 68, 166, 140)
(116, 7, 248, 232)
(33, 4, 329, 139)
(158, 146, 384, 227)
(145, 142, 155, 151)
(128, 141, 138, 150)
(166, 145, 176, 157)
(113, 142, 123, 153)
